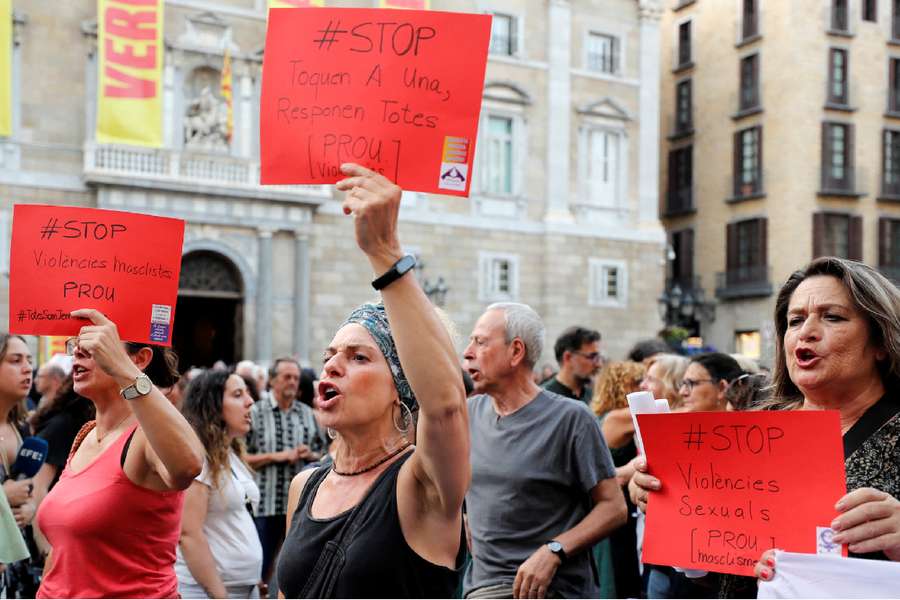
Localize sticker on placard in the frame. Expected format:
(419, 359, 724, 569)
(438, 136, 469, 191)
(816, 527, 841, 555)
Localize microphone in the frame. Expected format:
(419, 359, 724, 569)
(10, 436, 49, 479)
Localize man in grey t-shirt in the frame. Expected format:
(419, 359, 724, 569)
(462, 303, 627, 599)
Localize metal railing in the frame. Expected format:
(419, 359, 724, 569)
(715, 265, 773, 299)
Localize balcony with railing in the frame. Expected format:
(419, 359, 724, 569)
(83, 143, 329, 203)
(665, 186, 694, 217)
(715, 264, 773, 299)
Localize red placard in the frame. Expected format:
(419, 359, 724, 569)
(9, 205, 185, 346)
(260, 8, 492, 196)
(637, 410, 846, 576)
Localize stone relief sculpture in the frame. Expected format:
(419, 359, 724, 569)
(184, 86, 229, 151)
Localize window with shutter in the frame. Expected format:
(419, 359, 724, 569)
(678, 21, 692, 67)
(739, 54, 760, 111)
(828, 49, 849, 106)
(883, 129, 900, 197)
(742, 0, 759, 39)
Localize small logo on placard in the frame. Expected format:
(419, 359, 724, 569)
(816, 526, 841, 555)
(151, 304, 172, 324)
(149, 304, 172, 342)
(438, 136, 469, 191)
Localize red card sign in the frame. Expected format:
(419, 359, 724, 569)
(260, 8, 492, 196)
(9, 205, 185, 346)
(637, 411, 846, 576)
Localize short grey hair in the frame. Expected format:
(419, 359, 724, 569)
(486, 302, 545, 367)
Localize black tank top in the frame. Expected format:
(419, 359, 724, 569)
(276, 451, 465, 598)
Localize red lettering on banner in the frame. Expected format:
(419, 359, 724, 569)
(104, 66, 155, 98)
(105, 38, 156, 69)
(105, 7, 156, 40)
(102, 2, 159, 99)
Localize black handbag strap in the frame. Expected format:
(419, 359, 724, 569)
(843, 394, 900, 458)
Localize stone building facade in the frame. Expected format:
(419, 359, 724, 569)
(2, 0, 666, 369)
(660, 0, 900, 364)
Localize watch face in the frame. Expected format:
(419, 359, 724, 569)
(398, 254, 416, 273)
(548, 541, 562, 553)
(135, 375, 152, 395)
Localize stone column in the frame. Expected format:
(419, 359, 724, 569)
(638, 0, 663, 224)
(239, 73, 253, 158)
(545, 0, 573, 222)
(293, 232, 310, 363)
(256, 229, 274, 362)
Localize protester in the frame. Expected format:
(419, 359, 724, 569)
(639, 353, 690, 412)
(542, 326, 603, 404)
(245, 356, 327, 595)
(589, 361, 645, 599)
(631, 258, 900, 598)
(463, 302, 626, 599)
(0, 334, 38, 597)
(724, 371, 771, 411)
(275, 164, 468, 597)
(626, 338, 672, 364)
(33, 363, 66, 412)
(177, 369, 263, 599)
(747, 258, 900, 594)
(36, 310, 204, 598)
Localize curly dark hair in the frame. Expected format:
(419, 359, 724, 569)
(181, 369, 246, 489)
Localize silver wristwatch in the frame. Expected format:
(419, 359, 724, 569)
(120, 374, 153, 400)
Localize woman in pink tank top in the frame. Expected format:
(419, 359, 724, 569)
(36, 309, 204, 599)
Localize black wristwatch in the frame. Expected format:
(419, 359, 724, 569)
(546, 540, 567, 562)
(371, 254, 416, 291)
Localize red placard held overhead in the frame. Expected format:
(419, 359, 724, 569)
(637, 410, 846, 577)
(9, 205, 185, 346)
(260, 8, 492, 196)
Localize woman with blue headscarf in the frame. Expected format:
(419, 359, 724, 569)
(275, 164, 469, 598)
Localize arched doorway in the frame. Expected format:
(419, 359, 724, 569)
(174, 251, 244, 369)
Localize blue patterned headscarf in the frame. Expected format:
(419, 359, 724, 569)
(341, 303, 417, 411)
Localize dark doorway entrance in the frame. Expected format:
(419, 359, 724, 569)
(173, 251, 244, 370)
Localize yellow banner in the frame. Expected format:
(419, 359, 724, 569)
(268, 0, 324, 8)
(221, 47, 232, 142)
(0, 0, 11, 138)
(378, 0, 430, 8)
(97, 0, 164, 147)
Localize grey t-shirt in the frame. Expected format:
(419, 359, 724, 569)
(464, 390, 617, 598)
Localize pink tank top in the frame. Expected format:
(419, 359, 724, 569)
(36, 425, 185, 599)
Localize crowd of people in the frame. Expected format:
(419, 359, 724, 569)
(1, 165, 899, 598)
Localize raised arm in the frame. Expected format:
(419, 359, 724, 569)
(71, 309, 203, 490)
(335, 163, 469, 517)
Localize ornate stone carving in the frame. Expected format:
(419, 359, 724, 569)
(638, 0, 663, 21)
(184, 86, 230, 152)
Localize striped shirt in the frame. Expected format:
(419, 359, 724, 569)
(246, 396, 327, 517)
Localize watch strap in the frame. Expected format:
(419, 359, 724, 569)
(371, 254, 416, 291)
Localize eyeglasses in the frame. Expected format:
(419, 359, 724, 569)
(679, 378, 715, 392)
(572, 351, 602, 363)
(64, 337, 80, 356)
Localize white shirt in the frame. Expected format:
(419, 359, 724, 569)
(175, 451, 263, 587)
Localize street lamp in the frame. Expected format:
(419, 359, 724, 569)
(413, 258, 450, 307)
